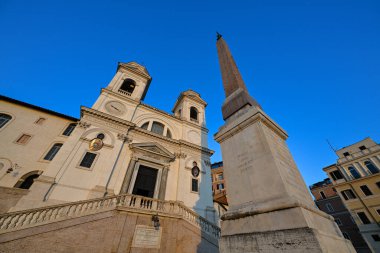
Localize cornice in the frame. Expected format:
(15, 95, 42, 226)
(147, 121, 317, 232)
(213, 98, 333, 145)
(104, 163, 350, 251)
(179, 140, 214, 156)
(101, 89, 208, 133)
(101, 88, 139, 106)
(140, 102, 209, 133)
(333, 173, 380, 187)
(214, 108, 288, 144)
(172, 92, 207, 112)
(337, 149, 380, 166)
(132, 127, 214, 156)
(81, 106, 134, 130)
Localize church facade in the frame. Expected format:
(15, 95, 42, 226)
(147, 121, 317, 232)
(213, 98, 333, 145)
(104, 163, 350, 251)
(0, 61, 216, 223)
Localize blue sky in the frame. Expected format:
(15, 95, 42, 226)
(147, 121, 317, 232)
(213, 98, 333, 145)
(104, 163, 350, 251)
(1, 0, 379, 187)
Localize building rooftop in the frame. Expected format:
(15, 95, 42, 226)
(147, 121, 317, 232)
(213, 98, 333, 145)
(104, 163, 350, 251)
(309, 178, 331, 190)
(1, 95, 78, 121)
(211, 161, 223, 169)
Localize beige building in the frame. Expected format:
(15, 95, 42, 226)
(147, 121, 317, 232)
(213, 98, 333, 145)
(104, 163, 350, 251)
(0, 96, 78, 212)
(323, 137, 380, 252)
(0, 62, 220, 253)
(0, 62, 216, 221)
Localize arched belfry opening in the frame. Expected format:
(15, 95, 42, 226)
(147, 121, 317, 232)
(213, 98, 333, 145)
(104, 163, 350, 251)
(119, 79, 136, 95)
(190, 107, 198, 121)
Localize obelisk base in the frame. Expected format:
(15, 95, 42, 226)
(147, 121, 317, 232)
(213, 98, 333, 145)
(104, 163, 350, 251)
(219, 206, 356, 253)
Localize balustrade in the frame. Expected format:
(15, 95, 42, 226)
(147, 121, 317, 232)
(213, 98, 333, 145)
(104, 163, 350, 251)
(0, 194, 220, 239)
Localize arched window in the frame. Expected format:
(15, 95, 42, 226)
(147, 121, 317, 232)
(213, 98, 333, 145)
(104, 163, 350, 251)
(364, 161, 379, 174)
(348, 166, 361, 179)
(140, 121, 173, 139)
(190, 107, 198, 121)
(0, 113, 12, 128)
(62, 123, 76, 136)
(151, 122, 164, 135)
(119, 79, 136, 95)
(14, 172, 41, 189)
(141, 122, 149, 130)
(44, 143, 63, 161)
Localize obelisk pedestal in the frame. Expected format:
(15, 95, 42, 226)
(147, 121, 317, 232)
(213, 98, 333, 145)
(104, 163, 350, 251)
(214, 35, 355, 253)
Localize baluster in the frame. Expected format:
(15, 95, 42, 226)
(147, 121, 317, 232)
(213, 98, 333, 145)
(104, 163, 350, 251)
(130, 196, 136, 207)
(91, 201, 99, 211)
(0, 216, 6, 228)
(7, 215, 20, 229)
(22, 212, 34, 226)
(77, 204, 84, 214)
(44, 209, 53, 221)
(107, 198, 113, 207)
(82, 203, 89, 213)
(118, 195, 124, 206)
(124, 195, 130, 207)
(96, 200, 103, 209)
(30, 211, 40, 224)
(63, 206, 72, 217)
(87, 202, 94, 211)
(111, 197, 118, 207)
(0, 216, 12, 229)
(49, 208, 57, 219)
(55, 207, 63, 218)
(37, 210, 46, 222)
(15, 213, 27, 228)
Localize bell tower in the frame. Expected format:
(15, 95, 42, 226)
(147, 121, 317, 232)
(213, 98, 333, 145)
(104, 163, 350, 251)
(172, 90, 207, 127)
(106, 62, 151, 101)
(92, 62, 152, 121)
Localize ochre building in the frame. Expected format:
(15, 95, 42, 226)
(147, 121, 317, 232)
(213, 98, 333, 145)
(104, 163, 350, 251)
(310, 178, 371, 252)
(323, 137, 380, 252)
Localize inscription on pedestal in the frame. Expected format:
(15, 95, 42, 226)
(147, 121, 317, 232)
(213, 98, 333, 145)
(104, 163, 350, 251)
(132, 225, 162, 249)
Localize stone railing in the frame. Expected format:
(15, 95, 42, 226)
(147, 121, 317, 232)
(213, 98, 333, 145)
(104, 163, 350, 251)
(0, 194, 220, 239)
(118, 89, 131, 96)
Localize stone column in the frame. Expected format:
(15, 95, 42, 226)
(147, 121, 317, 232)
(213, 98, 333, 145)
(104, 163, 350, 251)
(158, 166, 169, 200)
(369, 157, 380, 171)
(355, 162, 369, 176)
(120, 157, 138, 194)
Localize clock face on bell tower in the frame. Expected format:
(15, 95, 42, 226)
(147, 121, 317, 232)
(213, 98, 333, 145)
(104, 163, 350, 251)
(104, 101, 127, 116)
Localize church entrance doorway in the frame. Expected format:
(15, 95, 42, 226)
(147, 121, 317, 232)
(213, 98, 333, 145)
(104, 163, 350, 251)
(132, 165, 158, 198)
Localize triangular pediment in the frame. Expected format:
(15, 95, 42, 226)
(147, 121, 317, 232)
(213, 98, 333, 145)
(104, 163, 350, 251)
(130, 142, 175, 161)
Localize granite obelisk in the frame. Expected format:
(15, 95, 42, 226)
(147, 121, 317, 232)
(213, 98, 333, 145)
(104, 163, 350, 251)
(214, 34, 355, 253)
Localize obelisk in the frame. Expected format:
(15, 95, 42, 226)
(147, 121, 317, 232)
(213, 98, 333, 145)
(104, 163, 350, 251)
(214, 34, 355, 253)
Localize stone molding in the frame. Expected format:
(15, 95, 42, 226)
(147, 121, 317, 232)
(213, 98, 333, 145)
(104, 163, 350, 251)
(214, 108, 288, 143)
(117, 133, 132, 143)
(102, 88, 208, 133)
(81, 106, 134, 130)
(174, 152, 187, 159)
(77, 121, 91, 129)
(129, 142, 175, 163)
(222, 197, 332, 221)
(132, 128, 214, 156)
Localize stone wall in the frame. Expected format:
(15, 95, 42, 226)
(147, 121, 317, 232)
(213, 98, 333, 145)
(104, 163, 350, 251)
(0, 209, 219, 253)
(0, 187, 28, 213)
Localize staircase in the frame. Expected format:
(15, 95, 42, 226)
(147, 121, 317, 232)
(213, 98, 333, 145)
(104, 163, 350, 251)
(0, 194, 221, 240)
